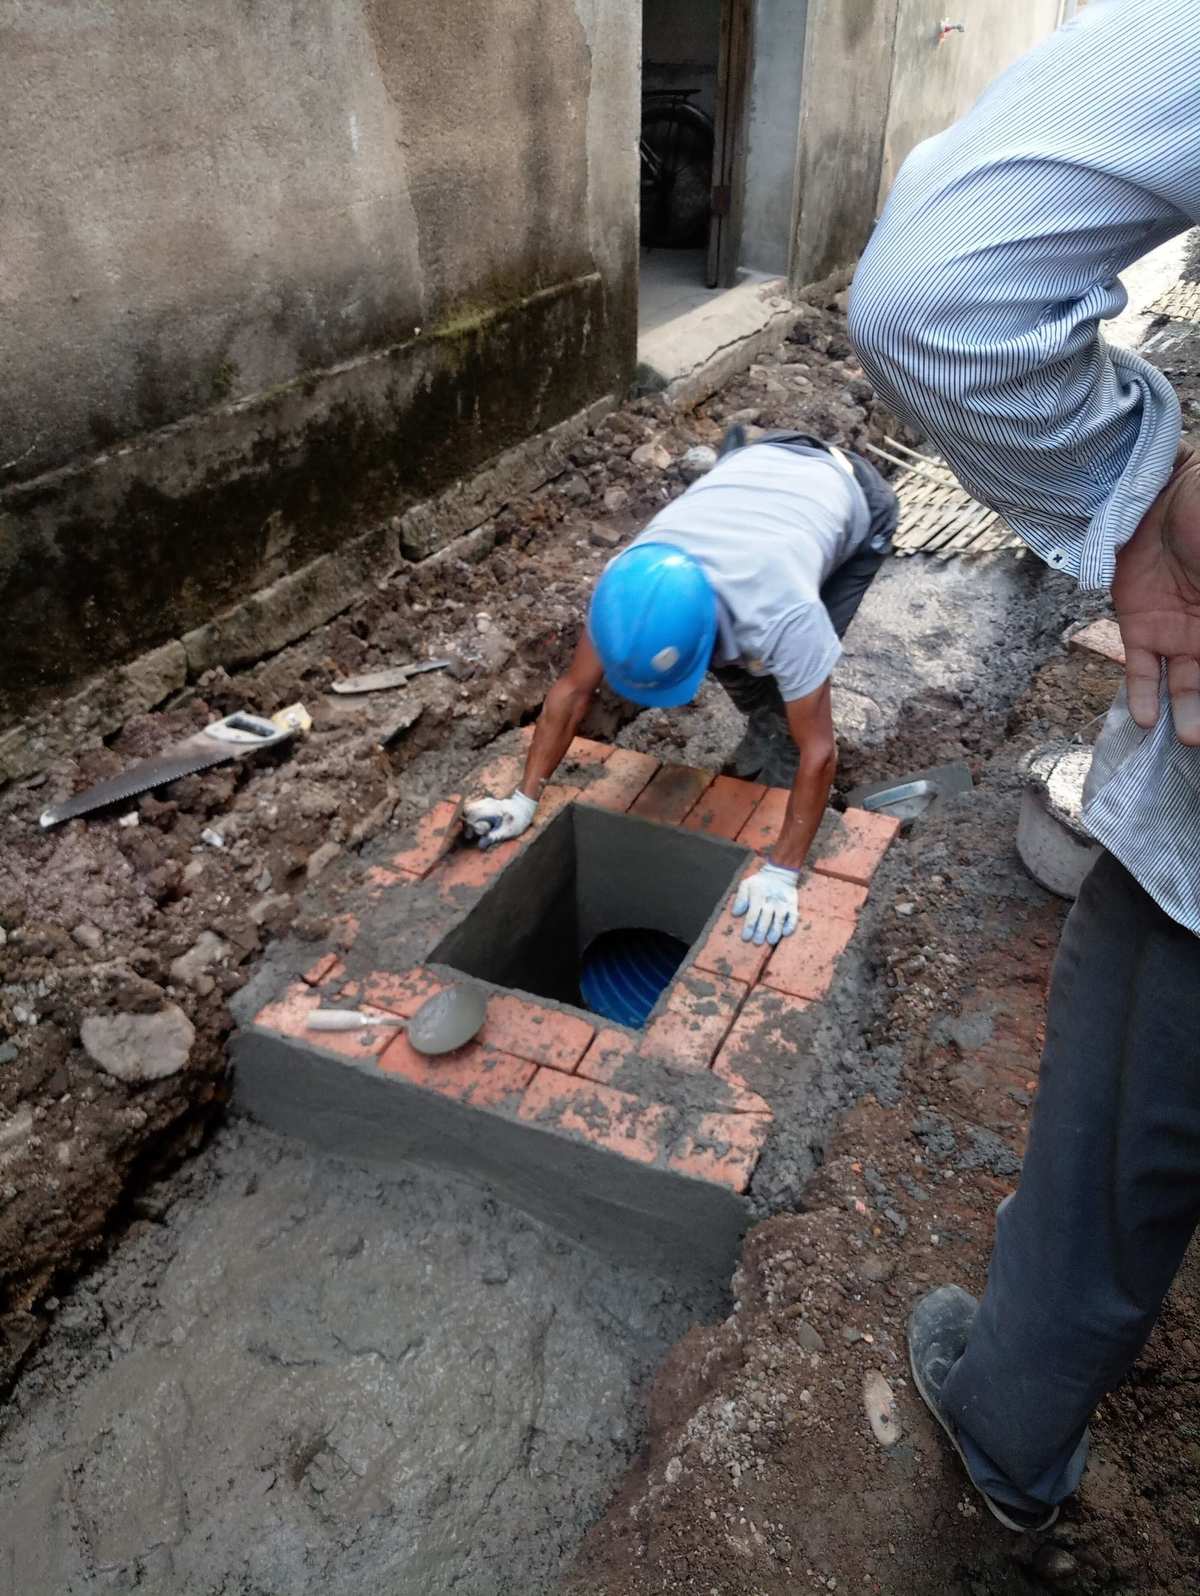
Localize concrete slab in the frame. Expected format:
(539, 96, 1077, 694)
(636, 264, 793, 404)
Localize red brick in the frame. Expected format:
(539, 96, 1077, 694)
(470, 751, 526, 796)
(810, 807, 900, 888)
(535, 784, 581, 827)
(736, 787, 790, 852)
(364, 865, 412, 898)
(388, 797, 464, 879)
(693, 870, 773, 986)
(253, 984, 399, 1062)
(668, 1112, 772, 1193)
(576, 1026, 639, 1086)
(378, 1034, 536, 1108)
(576, 1027, 639, 1086)
(564, 736, 615, 768)
(301, 953, 343, 988)
(629, 765, 715, 825)
(518, 1070, 670, 1165)
(642, 968, 747, 1073)
(713, 988, 813, 1109)
(761, 897, 858, 1001)
(481, 994, 594, 1072)
(1069, 617, 1125, 666)
(580, 748, 659, 812)
(350, 966, 448, 1017)
(797, 872, 868, 922)
(435, 837, 520, 895)
(683, 775, 766, 840)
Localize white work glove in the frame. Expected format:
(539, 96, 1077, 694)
(732, 862, 800, 945)
(462, 790, 538, 850)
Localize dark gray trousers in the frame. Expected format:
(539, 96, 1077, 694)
(944, 850, 1200, 1511)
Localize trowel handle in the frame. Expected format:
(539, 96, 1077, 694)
(306, 1010, 404, 1032)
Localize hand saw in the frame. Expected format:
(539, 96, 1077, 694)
(39, 705, 309, 830)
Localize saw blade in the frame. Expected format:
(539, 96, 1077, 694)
(39, 712, 300, 829)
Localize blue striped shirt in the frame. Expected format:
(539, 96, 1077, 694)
(849, 0, 1200, 934)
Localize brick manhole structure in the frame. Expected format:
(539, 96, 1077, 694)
(235, 732, 898, 1284)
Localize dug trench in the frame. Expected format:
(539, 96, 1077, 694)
(0, 286, 1196, 1592)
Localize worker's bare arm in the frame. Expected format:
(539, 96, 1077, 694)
(772, 682, 837, 871)
(730, 680, 836, 944)
(520, 633, 605, 796)
(464, 634, 604, 849)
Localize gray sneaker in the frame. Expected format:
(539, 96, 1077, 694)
(908, 1285, 1059, 1535)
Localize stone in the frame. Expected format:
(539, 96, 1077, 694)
(306, 841, 343, 882)
(1032, 1546, 1078, 1584)
(169, 930, 231, 995)
(0, 1104, 34, 1163)
(726, 407, 762, 427)
(895, 901, 916, 917)
(250, 893, 293, 928)
(630, 442, 671, 471)
(678, 445, 718, 483)
(859, 1254, 894, 1284)
(81, 1006, 195, 1083)
(559, 473, 591, 504)
(588, 524, 624, 551)
(862, 1371, 901, 1447)
(70, 923, 103, 952)
(602, 485, 630, 514)
(0, 1043, 17, 1066)
(791, 1318, 826, 1354)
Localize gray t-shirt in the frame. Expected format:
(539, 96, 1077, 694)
(631, 442, 871, 702)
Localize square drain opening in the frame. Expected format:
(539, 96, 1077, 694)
(429, 803, 749, 1028)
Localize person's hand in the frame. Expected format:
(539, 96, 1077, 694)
(1113, 447, 1200, 744)
(732, 863, 800, 945)
(462, 791, 538, 849)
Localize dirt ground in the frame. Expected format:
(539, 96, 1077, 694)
(0, 279, 893, 1362)
(2, 271, 1199, 1593)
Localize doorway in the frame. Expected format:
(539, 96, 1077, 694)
(637, 2, 808, 357)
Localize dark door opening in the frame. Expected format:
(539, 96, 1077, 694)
(639, 0, 729, 323)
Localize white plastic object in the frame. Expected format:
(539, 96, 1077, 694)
(305, 1010, 405, 1033)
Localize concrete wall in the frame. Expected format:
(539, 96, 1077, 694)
(741, 0, 809, 276)
(792, 0, 900, 287)
(0, 0, 639, 726)
(878, 0, 1064, 202)
(642, 0, 723, 119)
(791, 0, 1062, 286)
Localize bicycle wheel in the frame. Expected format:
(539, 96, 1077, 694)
(640, 103, 715, 250)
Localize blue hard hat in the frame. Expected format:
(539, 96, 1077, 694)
(588, 542, 717, 707)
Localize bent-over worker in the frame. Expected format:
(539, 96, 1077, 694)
(463, 429, 898, 944)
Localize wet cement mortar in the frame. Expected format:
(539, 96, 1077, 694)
(1, 287, 1196, 1591)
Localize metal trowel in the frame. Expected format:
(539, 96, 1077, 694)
(38, 705, 310, 829)
(331, 659, 452, 695)
(846, 760, 973, 829)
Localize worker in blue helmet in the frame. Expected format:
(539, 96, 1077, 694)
(464, 428, 899, 944)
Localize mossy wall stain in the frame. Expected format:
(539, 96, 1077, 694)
(1, 273, 630, 720)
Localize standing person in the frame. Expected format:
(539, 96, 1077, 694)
(849, 0, 1200, 1534)
(462, 429, 898, 945)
